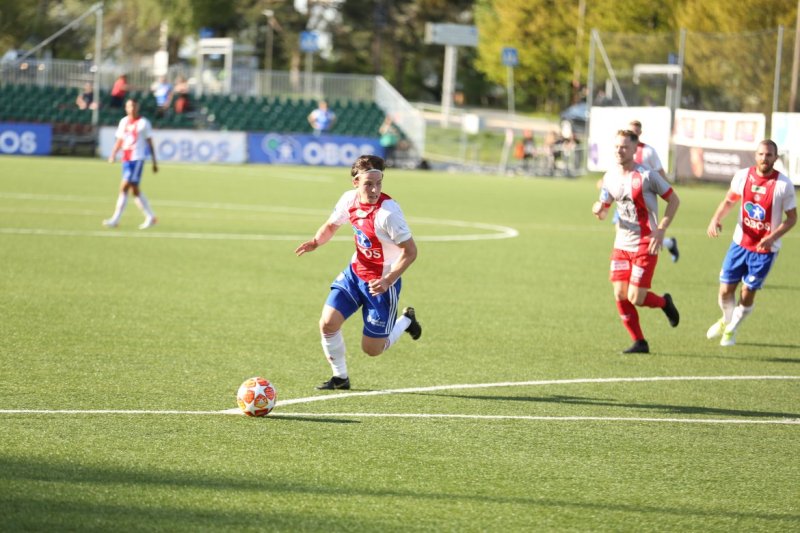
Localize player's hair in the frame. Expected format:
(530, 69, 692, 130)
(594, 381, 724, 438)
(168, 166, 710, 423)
(759, 139, 778, 153)
(617, 129, 639, 143)
(629, 119, 642, 131)
(351, 155, 386, 178)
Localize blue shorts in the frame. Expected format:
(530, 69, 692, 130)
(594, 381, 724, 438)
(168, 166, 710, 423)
(121, 160, 145, 185)
(719, 242, 776, 290)
(326, 265, 400, 338)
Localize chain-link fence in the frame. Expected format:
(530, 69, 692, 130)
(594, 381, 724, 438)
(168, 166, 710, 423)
(589, 26, 795, 119)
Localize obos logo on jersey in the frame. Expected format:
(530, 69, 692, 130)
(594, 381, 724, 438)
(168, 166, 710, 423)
(353, 227, 373, 248)
(744, 202, 766, 221)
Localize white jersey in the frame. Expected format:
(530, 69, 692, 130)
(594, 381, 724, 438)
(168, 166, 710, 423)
(600, 163, 674, 252)
(635, 142, 663, 173)
(328, 190, 412, 281)
(115, 116, 153, 162)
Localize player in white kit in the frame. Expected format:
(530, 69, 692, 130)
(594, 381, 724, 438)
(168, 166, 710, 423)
(295, 155, 421, 390)
(706, 139, 797, 346)
(593, 130, 681, 354)
(104, 98, 158, 229)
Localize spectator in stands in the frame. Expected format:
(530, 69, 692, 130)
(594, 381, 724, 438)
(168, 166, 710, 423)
(75, 82, 98, 111)
(109, 74, 128, 109)
(379, 116, 400, 167)
(173, 75, 191, 114)
(308, 100, 336, 136)
(151, 75, 173, 118)
(517, 130, 536, 173)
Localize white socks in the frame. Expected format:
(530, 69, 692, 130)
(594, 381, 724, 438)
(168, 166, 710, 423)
(719, 293, 736, 324)
(109, 192, 128, 223)
(726, 304, 753, 333)
(384, 315, 411, 351)
(321, 330, 347, 378)
(109, 192, 155, 223)
(134, 192, 155, 219)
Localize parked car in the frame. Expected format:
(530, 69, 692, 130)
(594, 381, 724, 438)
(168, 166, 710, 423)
(559, 101, 589, 137)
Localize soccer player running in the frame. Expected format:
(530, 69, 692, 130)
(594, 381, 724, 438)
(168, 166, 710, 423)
(593, 129, 681, 354)
(705, 139, 797, 346)
(628, 119, 680, 262)
(104, 98, 158, 229)
(295, 155, 421, 390)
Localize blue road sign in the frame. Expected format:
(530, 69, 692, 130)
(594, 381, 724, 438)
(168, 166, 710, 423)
(300, 31, 320, 53)
(502, 47, 519, 67)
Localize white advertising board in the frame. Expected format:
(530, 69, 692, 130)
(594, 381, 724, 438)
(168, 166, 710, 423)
(99, 127, 247, 164)
(587, 106, 671, 173)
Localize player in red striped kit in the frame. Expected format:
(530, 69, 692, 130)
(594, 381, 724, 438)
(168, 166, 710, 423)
(593, 130, 681, 354)
(295, 155, 420, 390)
(629, 119, 679, 261)
(706, 139, 797, 346)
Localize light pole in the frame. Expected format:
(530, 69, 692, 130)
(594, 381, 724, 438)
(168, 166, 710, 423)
(263, 9, 274, 94)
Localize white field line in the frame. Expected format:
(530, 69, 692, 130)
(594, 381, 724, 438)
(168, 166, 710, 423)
(2, 376, 799, 426)
(0, 193, 518, 242)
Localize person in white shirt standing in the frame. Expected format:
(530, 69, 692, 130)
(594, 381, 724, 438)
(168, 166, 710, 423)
(104, 98, 158, 230)
(706, 139, 797, 346)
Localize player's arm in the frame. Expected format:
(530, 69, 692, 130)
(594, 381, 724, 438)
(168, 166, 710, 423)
(757, 207, 797, 251)
(146, 137, 158, 173)
(368, 237, 417, 296)
(707, 190, 740, 237)
(592, 187, 612, 221)
(295, 221, 341, 256)
(108, 137, 123, 162)
(649, 190, 680, 254)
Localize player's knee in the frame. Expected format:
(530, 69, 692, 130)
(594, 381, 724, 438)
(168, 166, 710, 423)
(319, 319, 338, 336)
(361, 339, 385, 357)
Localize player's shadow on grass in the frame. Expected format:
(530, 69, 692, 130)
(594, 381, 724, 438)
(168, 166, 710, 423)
(270, 414, 359, 424)
(418, 393, 800, 420)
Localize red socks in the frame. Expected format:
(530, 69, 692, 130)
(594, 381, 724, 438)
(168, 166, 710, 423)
(642, 292, 666, 309)
(616, 299, 644, 341)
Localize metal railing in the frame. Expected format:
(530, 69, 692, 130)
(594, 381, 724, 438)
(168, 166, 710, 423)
(0, 58, 425, 158)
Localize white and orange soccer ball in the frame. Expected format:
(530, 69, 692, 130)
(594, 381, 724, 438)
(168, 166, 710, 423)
(236, 377, 277, 417)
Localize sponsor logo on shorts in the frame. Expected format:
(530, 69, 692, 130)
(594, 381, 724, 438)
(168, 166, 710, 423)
(631, 265, 645, 281)
(611, 260, 630, 271)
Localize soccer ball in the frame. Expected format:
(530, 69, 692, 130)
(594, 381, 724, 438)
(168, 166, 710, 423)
(236, 377, 277, 417)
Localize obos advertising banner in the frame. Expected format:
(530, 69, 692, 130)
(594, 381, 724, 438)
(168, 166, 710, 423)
(248, 133, 383, 166)
(99, 127, 247, 164)
(0, 123, 52, 156)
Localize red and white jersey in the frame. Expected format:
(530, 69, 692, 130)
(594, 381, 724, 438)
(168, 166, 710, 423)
(634, 142, 664, 173)
(328, 190, 412, 281)
(729, 167, 796, 252)
(115, 116, 152, 162)
(600, 163, 674, 253)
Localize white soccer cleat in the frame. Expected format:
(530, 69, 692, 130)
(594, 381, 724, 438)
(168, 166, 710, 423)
(138, 217, 157, 230)
(706, 318, 726, 339)
(102, 218, 118, 228)
(720, 330, 736, 347)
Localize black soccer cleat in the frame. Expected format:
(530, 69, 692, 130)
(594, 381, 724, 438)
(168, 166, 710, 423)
(662, 293, 680, 327)
(622, 339, 650, 354)
(315, 376, 351, 390)
(666, 237, 679, 262)
(402, 307, 422, 340)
